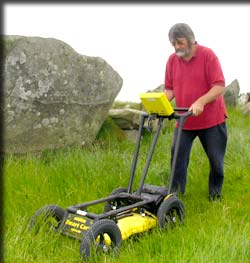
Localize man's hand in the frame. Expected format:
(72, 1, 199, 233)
(189, 85, 225, 116)
(189, 101, 204, 116)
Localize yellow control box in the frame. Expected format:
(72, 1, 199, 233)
(139, 92, 174, 116)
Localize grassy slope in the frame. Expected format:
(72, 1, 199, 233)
(3, 107, 250, 263)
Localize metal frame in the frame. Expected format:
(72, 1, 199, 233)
(59, 108, 192, 233)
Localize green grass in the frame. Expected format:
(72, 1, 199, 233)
(3, 107, 250, 263)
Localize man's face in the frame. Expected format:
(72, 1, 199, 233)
(170, 37, 191, 58)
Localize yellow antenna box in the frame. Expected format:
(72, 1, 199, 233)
(139, 92, 174, 116)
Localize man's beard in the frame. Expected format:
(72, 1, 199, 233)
(175, 48, 191, 58)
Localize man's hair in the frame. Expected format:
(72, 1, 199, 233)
(168, 23, 195, 44)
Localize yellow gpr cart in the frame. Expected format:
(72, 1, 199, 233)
(29, 92, 192, 261)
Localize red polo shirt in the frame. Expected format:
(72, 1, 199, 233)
(165, 44, 227, 130)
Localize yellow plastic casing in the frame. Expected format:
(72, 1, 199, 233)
(101, 213, 157, 244)
(117, 213, 157, 240)
(139, 92, 174, 116)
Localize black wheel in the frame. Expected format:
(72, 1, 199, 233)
(29, 205, 65, 232)
(104, 187, 128, 212)
(157, 195, 185, 229)
(80, 219, 122, 259)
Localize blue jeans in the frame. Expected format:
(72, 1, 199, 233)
(171, 122, 227, 196)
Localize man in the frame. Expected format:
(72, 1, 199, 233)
(164, 23, 227, 201)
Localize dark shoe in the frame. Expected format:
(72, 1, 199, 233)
(170, 184, 185, 196)
(209, 194, 222, 202)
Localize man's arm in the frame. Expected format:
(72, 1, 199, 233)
(189, 85, 226, 116)
(165, 89, 175, 101)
